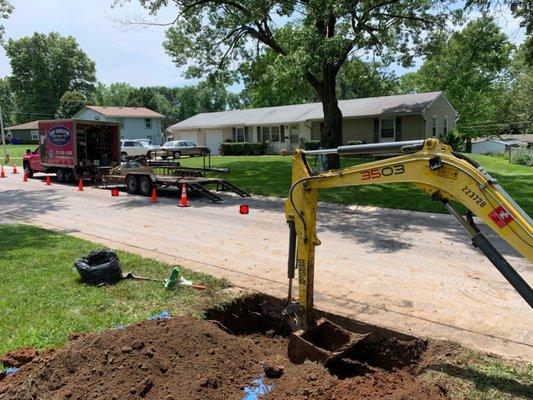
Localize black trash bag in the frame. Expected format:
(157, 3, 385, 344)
(74, 249, 122, 285)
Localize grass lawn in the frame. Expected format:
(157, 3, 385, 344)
(0, 144, 32, 164)
(0, 224, 229, 356)
(180, 153, 532, 215)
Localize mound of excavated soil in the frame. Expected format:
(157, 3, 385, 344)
(0, 316, 445, 400)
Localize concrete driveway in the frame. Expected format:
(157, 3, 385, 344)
(0, 168, 531, 360)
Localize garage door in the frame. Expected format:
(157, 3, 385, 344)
(205, 131, 223, 155)
(179, 132, 198, 144)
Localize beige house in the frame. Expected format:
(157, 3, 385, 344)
(168, 92, 457, 154)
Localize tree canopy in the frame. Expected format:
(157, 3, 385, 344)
(124, 0, 460, 167)
(5, 32, 96, 123)
(55, 91, 88, 119)
(399, 18, 514, 132)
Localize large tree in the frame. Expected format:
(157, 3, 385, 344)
(0, 0, 13, 42)
(399, 18, 513, 134)
(123, 0, 456, 168)
(90, 82, 135, 106)
(5, 32, 96, 123)
(55, 91, 88, 119)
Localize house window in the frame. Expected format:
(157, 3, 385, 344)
(380, 118, 395, 139)
(261, 126, 270, 142)
(290, 125, 299, 144)
(94, 116, 100, 121)
(145, 118, 152, 129)
(432, 117, 437, 137)
(31, 130, 38, 140)
(271, 126, 280, 142)
(236, 127, 245, 142)
(443, 117, 448, 136)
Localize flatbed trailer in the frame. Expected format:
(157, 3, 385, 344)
(100, 160, 250, 203)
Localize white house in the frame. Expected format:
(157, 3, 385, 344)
(167, 92, 457, 155)
(73, 106, 165, 144)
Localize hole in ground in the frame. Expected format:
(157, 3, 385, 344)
(203, 293, 427, 379)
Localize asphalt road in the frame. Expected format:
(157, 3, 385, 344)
(1, 167, 532, 360)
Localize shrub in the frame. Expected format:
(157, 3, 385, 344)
(442, 129, 466, 151)
(219, 142, 269, 156)
(302, 140, 321, 150)
(512, 148, 532, 166)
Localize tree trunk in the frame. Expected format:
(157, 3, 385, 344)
(319, 67, 342, 170)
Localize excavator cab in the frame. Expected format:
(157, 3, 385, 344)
(284, 139, 533, 365)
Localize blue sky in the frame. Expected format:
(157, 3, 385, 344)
(0, 0, 526, 91)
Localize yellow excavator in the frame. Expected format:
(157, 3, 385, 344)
(284, 138, 532, 365)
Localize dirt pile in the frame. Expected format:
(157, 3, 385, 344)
(0, 314, 445, 400)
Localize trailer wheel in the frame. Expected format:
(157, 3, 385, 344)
(139, 176, 152, 196)
(126, 175, 139, 194)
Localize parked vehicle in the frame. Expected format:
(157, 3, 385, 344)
(23, 120, 121, 182)
(161, 140, 210, 159)
(135, 138, 153, 146)
(121, 140, 154, 159)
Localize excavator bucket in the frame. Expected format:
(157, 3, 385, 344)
(288, 318, 372, 368)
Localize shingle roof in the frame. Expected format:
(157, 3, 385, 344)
(169, 92, 445, 131)
(6, 120, 40, 130)
(82, 106, 164, 118)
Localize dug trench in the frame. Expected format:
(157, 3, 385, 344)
(0, 293, 449, 399)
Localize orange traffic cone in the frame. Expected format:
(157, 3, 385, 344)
(22, 172, 28, 182)
(178, 183, 190, 207)
(12, 165, 18, 174)
(150, 187, 158, 203)
(78, 178, 84, 191)
(0, 166, 5, 178)
(45, 176, 52, 185)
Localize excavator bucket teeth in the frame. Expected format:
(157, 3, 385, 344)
(288, 318, 371, 366)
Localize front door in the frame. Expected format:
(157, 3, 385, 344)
(379, 118, 395, 143)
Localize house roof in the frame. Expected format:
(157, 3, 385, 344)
(6, 120, 40, 130)
(79, 106, 164, 118)
(473, 134, 533, 145)
(169, 91, 446, 131)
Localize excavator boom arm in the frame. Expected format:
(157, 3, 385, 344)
(285, 139, 532, 328)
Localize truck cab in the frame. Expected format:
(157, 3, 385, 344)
(22, 147, 45, 177)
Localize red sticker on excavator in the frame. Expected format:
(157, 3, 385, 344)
(489, 206, 514, 228)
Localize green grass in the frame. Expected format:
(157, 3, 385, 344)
(0, 224, 229, 356)
(423, 345, 533, 399)
(180, 153, 532, 215)
(0, 144, 32, 164)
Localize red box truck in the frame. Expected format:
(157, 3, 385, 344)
(23, 119, 121, 182)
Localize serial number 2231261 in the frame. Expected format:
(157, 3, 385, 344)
(461, 185, 487, 207)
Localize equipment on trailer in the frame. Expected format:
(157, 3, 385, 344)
(284, 139, 532, 365)
(100, 158, 250, 203)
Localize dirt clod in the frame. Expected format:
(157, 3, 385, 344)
(1, 348, 38, 368)
(264, 363, 284, 378)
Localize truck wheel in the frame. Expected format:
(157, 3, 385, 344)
(126, 175, 139, 194)
(139, 176, 152, 196)
(24, 163, 34, 178)
(56, 168, 65, 183)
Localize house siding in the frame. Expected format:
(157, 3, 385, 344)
(423, 95, 456, 138)
(7, 129, 38, 144)
(75, 108, 163, 144)
(342, 118, 375, 143)
(401, 115, 426, 140)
